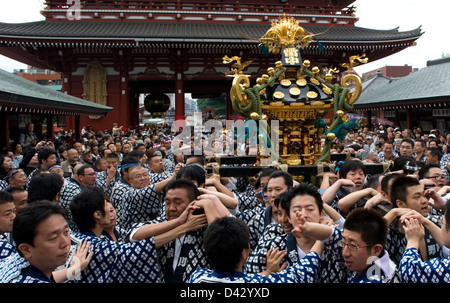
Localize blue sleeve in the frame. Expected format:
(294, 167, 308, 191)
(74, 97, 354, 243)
(399, 247, 450, 283)
(265, 251, 320, 283)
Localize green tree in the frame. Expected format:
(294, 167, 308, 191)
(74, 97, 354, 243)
(196, 93, 226, 117)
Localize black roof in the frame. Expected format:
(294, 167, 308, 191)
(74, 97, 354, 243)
(0, 21, 422, 44)
(355, 59, 450, 107)
(0, 68, 112, 116)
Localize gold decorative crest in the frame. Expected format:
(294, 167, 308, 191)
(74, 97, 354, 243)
(260, 14, 315, 54)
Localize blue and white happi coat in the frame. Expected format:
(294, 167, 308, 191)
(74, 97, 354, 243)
(121, 184, 162, 232)
(245, 223, 348, 283)
(0, 253, 54, 283)
(323, 225, 400, 283)
(95, 170, 121, 198)
(59, 179, 83, 231)
(65, 232, 161, 283)
(0, 233, 16, 261)
(399, 247, 450, 283)
(110, 178, 133, 231)
(189, 250, 320, 283)
(386, 216, 442, 267)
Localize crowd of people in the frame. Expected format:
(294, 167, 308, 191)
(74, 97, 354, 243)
(0, 121, 450, 284)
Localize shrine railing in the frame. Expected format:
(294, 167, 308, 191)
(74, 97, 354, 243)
(43, 0, 356, 24)
(204, 153, 391, 182)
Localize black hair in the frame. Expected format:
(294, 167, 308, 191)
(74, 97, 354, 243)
(274, 191, 289, 209)
(279, 182, 323, 215)
(418, 163, 441, 180)
(94, 157, 106, 168)
(7, 186, 26, 195)
(268, 170, 294, 188)
(76, 164, 94, 176)
(401, 138, 415, 148)
(176, 164, 206, 187)
(393, 156, 418, 173)
(13, 200, 68, 257)
(338, 159, 366, 179)
(366, 173, 383, 190)
(163, 178, 200, 202)
(390, 175, 420, 207)
(414, 138, 426, 148)
(255, 167, 281, 189)
(0, 190, 13, 205)
(185, 155, 206, 166)
(343, 208, 387, 250)
(70, 186, 107, 232)
(203, 216, 250, 272)
(380, 173, 402, 196)
(445, 202, 450, 232)
(105, 152, 120, 160)
(426, 147, 442, 161)
(127, 150, 145, 159)
(28, 173, 64, 203)
(120, 156, 140, 177)
(37, 148, 57, 164)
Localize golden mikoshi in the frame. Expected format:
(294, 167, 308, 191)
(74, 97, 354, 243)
(224, 14, 368, 165)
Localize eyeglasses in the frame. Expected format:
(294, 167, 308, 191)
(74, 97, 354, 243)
(425, 175, 445, 181)
(338, 240, 372, 251)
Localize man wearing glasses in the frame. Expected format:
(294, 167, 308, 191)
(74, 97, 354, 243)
(59, 164, 98, 231)
(419, 163, 447, 189)
(120, 165, 177, 232)
(292, 207, 399, 283)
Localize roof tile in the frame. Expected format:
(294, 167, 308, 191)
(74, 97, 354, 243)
(0, 21, 422, 42)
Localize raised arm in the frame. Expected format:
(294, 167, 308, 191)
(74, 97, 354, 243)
(131, 201, 207, 245)
(153, 213, 207, 248)
(198, 187, 238, 209)
(193, 194, 231, 224)
(384, 207, 411, 226)
(338, 187, 378, 216)
(291, 211, 334, 241)
(206, 173, 235, 198)
(154, 163, 184, 193)
(400, 210, 444, 247)
(321, 179, 355, 205)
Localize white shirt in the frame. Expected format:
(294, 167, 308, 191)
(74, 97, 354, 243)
(173, 235, 185, 272)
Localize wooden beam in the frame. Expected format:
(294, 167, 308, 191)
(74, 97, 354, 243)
(208, 163, 390, 178)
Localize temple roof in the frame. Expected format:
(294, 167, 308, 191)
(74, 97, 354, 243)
(354, 58, 450, 109)
(0, 68, 112, 116)
(0, 21, 422, 46)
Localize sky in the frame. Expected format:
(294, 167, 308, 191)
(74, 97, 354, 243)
(0, 0, 449, 74)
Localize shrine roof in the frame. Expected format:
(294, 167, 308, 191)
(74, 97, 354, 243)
(0, 68, 112, 116)
(354, 58, 450, 107)
(0, 21, 422, 45)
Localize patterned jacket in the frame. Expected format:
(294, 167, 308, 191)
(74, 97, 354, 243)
(66, 232, 161, 283)
(190, 251, 320, 283)
(399, 247, 450, 283)
(0, 253, 53, 283)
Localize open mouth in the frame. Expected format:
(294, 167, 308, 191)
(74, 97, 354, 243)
(344, 260, 352, 268)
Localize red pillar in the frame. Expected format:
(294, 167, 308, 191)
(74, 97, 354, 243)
(46, 114, 54, 140)
(366, 110, 372, 128)
(175, 74, 185, 122)
(62, 72, 75, 133)
(0, 112, 9, 148)
(226, 92, 234, 120)
(406, 108, 413, 130)
(120, 68, 130, 130)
